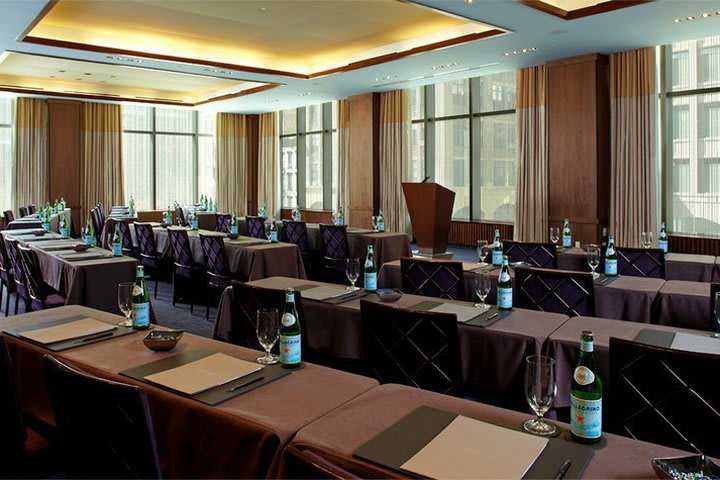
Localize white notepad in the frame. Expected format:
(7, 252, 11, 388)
(671, 332, 720, 355)
(429, 303, 482, 323)
(19, 318, 116, 345)
(401, 415, 548, 479)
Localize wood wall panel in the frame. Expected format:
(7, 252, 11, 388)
(448, 221, 514, 247)
(348, 93, 378, 229)
(669, 235, 720, 256)
(246, 114, 259, 216)
(47, 99, 82, 230)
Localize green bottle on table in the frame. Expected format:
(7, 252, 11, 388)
(658, 222, 668, 254)
(570, 330, 603, 444)
(131, 266, 151, 330)
(269, 220, 278, 242)
(377, 209, 385, 232)
(280, 288, 302, 369)
(111, 224, 123, 257)
(364, 245, 377, 292)
(497, 255, 512, 310)
(230, 213, 239, 235)
(59, 213, 69, 239)
(59, 196, 66, 211)
(336, 206, 344, 226)
(562, 218, 572, 248)
(604, 235, 617, 276)
(84, 218, 94, 246)
(492, 229, 503, 266)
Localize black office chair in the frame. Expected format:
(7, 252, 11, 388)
(18, 206, 28, 218)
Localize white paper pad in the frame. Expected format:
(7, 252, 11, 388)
(144, 353, 262, 395)
(429, 303, 482, 323)
(299, 285, 351, 301)
(401, 415, 548, 479)
(19, 318, 116, 345)
(670, 332, 720, 355)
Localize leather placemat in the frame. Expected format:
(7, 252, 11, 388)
(5, 315, 135, 352)
(354, 406, 593, 479)
(120, 348, 291, 406)
(322, 289, 369, 304)
(593, 275, 619, 286)
(465, 307, 512, 328)
(634, 329, 675, 349)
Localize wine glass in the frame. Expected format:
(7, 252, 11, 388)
(523, 355, 557, 436)
(477, 240, 489, 265)
(264, 222, 272, 242)
(714, 292, 720, 339)
(346, 258, 360, 290)
(117, 282, 134, 327)
(474, 272, 491, 311)
(331, 211, 338, 225)
(586, 245, 600, 279)
(641, 232, 653, 249)
(256, 308, 279, 364)
(162, 210, 168, 225)
(549, 227, 559, 247)
(372, 216, 379, 232)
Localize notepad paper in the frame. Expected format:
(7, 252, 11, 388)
(400, 415, 548, 479)
(19, 318, 116, 345)
(429, 303, 483, 323)
(299, 286, 350, 301)
(144, 353, 262, 395)
(670, 332, 720, 355)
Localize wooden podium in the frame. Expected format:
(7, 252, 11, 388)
(402, 182, 455, 256)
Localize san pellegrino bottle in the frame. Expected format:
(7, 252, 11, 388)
(293, 207, 302, 222)
(230, 213, 239, 235)
(43, 211, 51, 232)
(497, 255, 513, 310)
(377, 209, 385, 232)
(59, 213, 69, 239)
(111, 224, 122, 257)
(53, 199, 59, 214)
(260, 204, 268, 219)
(562, 219, 572, 248)
(190, 209, 199, 230)
(269, 219, 278, 242)
(59, 196, 66, 211)
(658, 222, 668, 254)
(337, 206, 344, 226)
(605, 235, 617, 276)
(570, 331, 603, 444)
(280, 288, 302, 368)
(84, 218, 94, 246)
(129, 196, 136, 217)
(131, 266, 151, 330)
(492, 229, 503, 266)
(165, 206, 173, 226)
(364, 245, 377, 291)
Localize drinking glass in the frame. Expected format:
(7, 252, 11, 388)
(331, 211, 338, 225)
(523, 355, 557, 436)
(642, 232, 653, 249)
(372, 216, 379, 232)
(117, 282, 134, 327)
(256, 308, 279, 364)
(346, 258, 360, 290)
(549, 227, 559, 247)
(162, 211, 168, 224)
(477, 240, 489, 265)
(474, 272, 491, 311)
(264, 222, 272, 241)
(586, 245, 600, 279)
(714, 292, 720, 339)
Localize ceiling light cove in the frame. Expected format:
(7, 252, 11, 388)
(432, 62, 459, 70)
(674, 11, 719, 23)
(504, 47, 537, 56)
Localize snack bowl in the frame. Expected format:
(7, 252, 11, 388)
(143, 330, 184, 352)
(376, 288, 403, 303)
(73, 244, 90, 252)
(32, 229, 46, 236)
(651, 454, 720, 480)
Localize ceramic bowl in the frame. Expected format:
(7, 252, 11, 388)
(32, 229, 46, 236)
(143, 330, 184, 352)
(376, 288, 403, 302)
(73, 244, 90, 252)
(651, 454, 719, 479)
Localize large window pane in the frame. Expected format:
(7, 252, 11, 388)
(409, 122, 425, 182)
(410, 86, 424, 120)
(198, 136, 216, 199)
(306, 104, 322, 132)
(476, 72, 516, 112)
(435, 79, 469, 117)
(434, 119, 469, 219)
(281, 109, 296, 135)
(305, 133, 323, 209)
(155, 134, 194, 207)
(477, 114, 516, 222)
(123, 104, 152, 131)
(0, 98, 12, 212)
(281, 136, 297, 208)
(122, 132, 153, 210)
(198, 111, 215, 135)
(155, 108, 194, 133)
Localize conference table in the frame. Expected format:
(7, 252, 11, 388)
(5, 208, 72, 232)
(1, 305, 378, 478)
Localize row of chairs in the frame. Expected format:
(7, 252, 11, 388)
(3, 204, 37, 224)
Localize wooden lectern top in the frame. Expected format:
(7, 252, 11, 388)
(402, 182, 455, 255)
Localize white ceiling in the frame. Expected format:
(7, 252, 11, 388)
(1, 0, 720, 113)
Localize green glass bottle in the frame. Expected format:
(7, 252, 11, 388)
(84, 218, 94, 246)
(377, 209, 385, 232)
(658, 222, 668, 254)
(497, 255, 513, 310)
(570, 331, 603, 444)
(131, 266, 151, 330)
(605, 235, 617, 276)
(492, 229, 503, 266)
(279, 288, 302, 368)
(230, 213, 239, 235)
(364, 245, 377, 291)
(59, 213, 69, 239)
(111, 224, 122, 257)
(269, 220, 278, 242)
(562, 218, 572, 248)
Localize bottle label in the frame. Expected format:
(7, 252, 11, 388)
(605, 258, 617, 275)
(270, 231, 277, 242)
(498, 287, 512, 309)
(132, 284, 143, 297)
(281, 312, 296, 327)
(580, 339, 594, 353)
(112, 243, 122, 256)
(499, 271, 511, 283)
(492, 250, 503, 265)
(337, 217, 343, 226)
(570, 395, 602, 439)
(231, 225, 238, 235)
(192, 219, 199, 230)
(658, 239, 668, 253)
(84, 234, 93, 246)
(365, 272, 377, 291)
(43, 223, 51, 232)
(573, 366, 595, 385)
(60, 227, 69, 238)
(563, 235, 572, 248)
(280, 334, 301, 364)
(378, 221, 384, 232)
(132, 302, 150, 327)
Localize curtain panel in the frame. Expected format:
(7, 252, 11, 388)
(258, 112, 277, 217)
(610, 48, 657, 248)
(216, 113, 248, 216)
(379, 90, 409, 233)
(81, 102, 124, 221)
(338, 98, 351, 222)
(514, 65, 548, 242)
(14, 97, 48, 210)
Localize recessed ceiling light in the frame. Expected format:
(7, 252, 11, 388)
(258, 6, 268, 11)
(702, 12, 711, 18)
(110, 75, 117, 78)
(298, 92, 312, 96)
(687, 15, 695, 20)
(84, 73, 92, 76)
(464, 0, 473, 3)
(431, 62, 459, 70)
(504, 47, 537, 56)
(59, 70, 66, 73)
(49, 75, 55, 78)
(673, 18, 681, 23)
(75, 78, 82, 81)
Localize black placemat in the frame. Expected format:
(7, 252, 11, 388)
(465, 307, 512, 328)
(5, 314, 135, 352)
(634, 329, 675, 348)
(120, 348, 291, 406)
(58, 252, 114, 262)
(354, 406, 594, 479)
(322, 289, 370, 304)
(593, 274, 619, 286)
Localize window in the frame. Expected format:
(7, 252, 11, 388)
(122, 105, 216, 210)
(663, 35, 720, 236)
(279, 102, 338, 210)
(0, 97, 12, 212)
(411, 71, 517, 221)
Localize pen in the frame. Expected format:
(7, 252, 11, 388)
(227, 376, 264, 392)
(554, 459, 572, 480)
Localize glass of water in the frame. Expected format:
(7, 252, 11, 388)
(523, 355, 557, 436)
(477, 240, 489, 265)
(641, 232, 653, 249)
(474, 272, 491, 311)
(372, 216, 379, 232)
(586, 245, 600, 279)
(346, 258, 360, 290)
(117, 282, 134, 327)
(550, 228, 559, 247)
(264, 222, 272, 241)
(256, 308, 279, 364)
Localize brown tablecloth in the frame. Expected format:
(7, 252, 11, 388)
(281, 383, 693, 480)
(181, 207, 218, 230)
(665, 253, 717, 282)
(1, 305, 378, 478)
(654, 280, 711, 330)
(557, 246, 587, 271)
(594, 276, 665, 324)
(304, 224, 411, 266)
(6, 208, 72, 233)
(218, 277, 568, 406)
(546, 315, 713, 408)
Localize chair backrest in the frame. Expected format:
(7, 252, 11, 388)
(711, 283, 720, 329)
(280, 220, 310, 252)
(3, 210, 14, 224)
(280, 444, 404, 480)
(90, 208, 103, 243)
(319, 224, 350, 260)
(400, 257, 465, 301)
(360, 299, 463, 396)
(216, 213, 232, 233)
(27, 204, 36, 215)
(503, 240, 558, 269)
(514, 266, 596, 317)
(18, 207, 28, 219)
(609, 337, 720, 457)
(245, 216, 266, 239)
(105, 219, 134, 251)
(17, 245, 51, 302)
(0, 233, 11, 273)
(44, 355, 161, 479)
(199, 234, 228, 277)
(96, 202, 105, 224)
(167, 228, 193, 268)
(175, 204, 187, 227)
(0, 336, 27, 462)
(134, 223, 157, 258)
(4, 238, 25, 287)
(613, 247, 666, 279)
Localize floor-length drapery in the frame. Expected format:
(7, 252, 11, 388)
(337, 98, 351, 223)
(514, 65, 548, 243)
(258, 112, 277, 217)
(379, 90, 409, 233)
(610, 48, 657, 248)
(216, 113, 248, 216)
(13, 97, 48, 210)
(81, 102, 124, 220)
